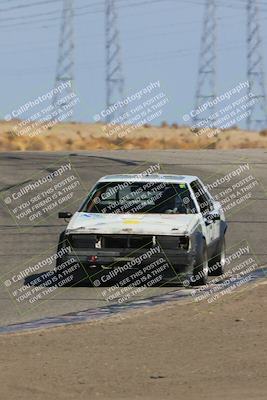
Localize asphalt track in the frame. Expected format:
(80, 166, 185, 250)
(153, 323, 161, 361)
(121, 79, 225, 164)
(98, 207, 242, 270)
(0, 149, 266, 329)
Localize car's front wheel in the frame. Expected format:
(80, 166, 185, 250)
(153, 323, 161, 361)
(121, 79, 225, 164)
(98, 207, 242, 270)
(191, 240, 209, 286)
(208, 237, 226, 276)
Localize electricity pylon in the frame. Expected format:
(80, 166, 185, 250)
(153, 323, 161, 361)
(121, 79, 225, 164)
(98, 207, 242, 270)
(193, 0, 217, 128)
(246, 0, 267, 130)
(52, 0, 75, 120)
(105, 0, 125, 123)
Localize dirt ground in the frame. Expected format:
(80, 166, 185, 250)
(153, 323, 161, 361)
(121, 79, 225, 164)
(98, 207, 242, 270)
(0, 282, 266, 400)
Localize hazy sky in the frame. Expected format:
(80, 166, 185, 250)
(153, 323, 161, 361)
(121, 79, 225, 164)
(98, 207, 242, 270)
(1, 0, 267, 127)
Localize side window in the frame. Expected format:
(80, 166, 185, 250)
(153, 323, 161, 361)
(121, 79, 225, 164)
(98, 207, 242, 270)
(197, 180, 214, 209)
(177, 184, 198, 214)
(191, 180, 213, 215)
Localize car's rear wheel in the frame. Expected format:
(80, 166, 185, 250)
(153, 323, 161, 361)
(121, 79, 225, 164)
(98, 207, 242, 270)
(191, 240, 209, 286)
(208, 237, 226, 276)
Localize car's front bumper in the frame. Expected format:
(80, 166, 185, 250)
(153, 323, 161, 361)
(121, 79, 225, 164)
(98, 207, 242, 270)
(58, 247, 195, 285)
(66, 248, 194, 267)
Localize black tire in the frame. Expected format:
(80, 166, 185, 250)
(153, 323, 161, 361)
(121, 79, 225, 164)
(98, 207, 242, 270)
(191, 240, 209, 286)
(55, 231, 66, 284)
(56, 231, 66, 250)
(55, 231, 92, 287)
(208, 237, 226, 276)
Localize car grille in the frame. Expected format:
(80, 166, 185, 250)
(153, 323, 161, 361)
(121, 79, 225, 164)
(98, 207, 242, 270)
(68, 234, 189, 250)
(68, 234, 153, 249)
(103, 235, 153, 249)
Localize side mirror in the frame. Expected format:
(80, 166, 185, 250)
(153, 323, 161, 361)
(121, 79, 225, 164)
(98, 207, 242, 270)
(205, 211, 220, 224)
(58, 212, 73, 219)
(211, 212, 220, 221)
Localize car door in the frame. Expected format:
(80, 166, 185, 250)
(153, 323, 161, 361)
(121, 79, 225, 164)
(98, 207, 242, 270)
(190, 180, 214, 246)
(197, 178, 222, 242)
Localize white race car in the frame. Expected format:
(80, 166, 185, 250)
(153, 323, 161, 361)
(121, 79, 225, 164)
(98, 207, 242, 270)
(57, 174, 227, 286)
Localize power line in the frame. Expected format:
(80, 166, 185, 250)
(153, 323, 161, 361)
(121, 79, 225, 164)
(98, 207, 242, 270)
(0, 0, 63, 12)
(0, 0, 167, 28)
(0, 1, 106, 23)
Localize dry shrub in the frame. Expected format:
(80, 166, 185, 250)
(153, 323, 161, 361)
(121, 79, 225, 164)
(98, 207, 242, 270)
(161, 121, 169, 128)
(259, 129, 267, 137)
(66, 139, 74, 147)
(238, 140, 262, 149)
(27, 137, 49, 151)
(206, 142, 217, 149)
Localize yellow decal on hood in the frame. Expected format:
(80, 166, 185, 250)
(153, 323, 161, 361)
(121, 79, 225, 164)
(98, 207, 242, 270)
(123, 219, 140, 224)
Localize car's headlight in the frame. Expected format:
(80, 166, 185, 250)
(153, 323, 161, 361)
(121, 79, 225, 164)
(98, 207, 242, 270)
(68, 234, 98, 249)
(157, 235, 190, 250)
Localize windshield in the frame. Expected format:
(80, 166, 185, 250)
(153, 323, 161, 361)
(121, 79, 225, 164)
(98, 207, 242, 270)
(81, 181, 197, 214)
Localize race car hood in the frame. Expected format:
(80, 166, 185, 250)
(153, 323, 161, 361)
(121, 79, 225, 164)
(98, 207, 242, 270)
(66, 212, 201, 236)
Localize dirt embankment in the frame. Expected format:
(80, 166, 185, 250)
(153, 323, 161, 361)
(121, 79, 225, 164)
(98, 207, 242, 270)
(1, 120, 267, 151)
(0, 282, 267, 400)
